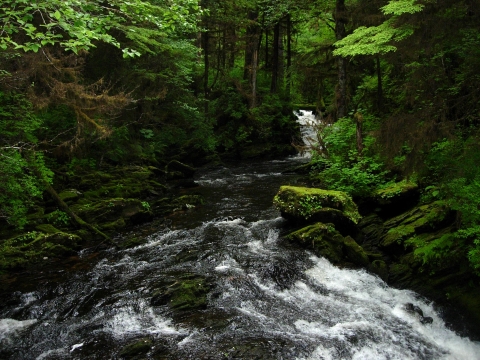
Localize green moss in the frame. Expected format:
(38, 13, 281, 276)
(382, 225, 415, 247)
(151, 277, 210, 311)
(375, 180, 418, 201)
(371, 260, 389, 281)
(119, 338, 152, 358)
(286, 223, 345, 264)
(58, 189, 81, 203)
(273, 186, 361, 224)
(382, 200, 454, 250)
(0, 231, 82, 270)
(35, 224, 61, 234)
(343, 236, 370, 267)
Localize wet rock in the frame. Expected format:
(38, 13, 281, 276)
(119, 338, 152, 359)
(405, 302, 424, 317)
(380, 201, 454, 251)
(286, 223, 345, 264)
(274, 186, 361, 235)
(166, 160, 196, 179)
(421, 316, 434, 324)
(343, 236, 370, 267)
(357, 213, 384, 249)
(370, 260, 389, 281)
(367, 180, 420, 217)
(71, 198, 152, 228)
(58, 189, 82, 204)
(404, 303, 433, 325)
(0, 231, 82, 270)
(286, 223, 370, 268)
(151, 276, 210, 311)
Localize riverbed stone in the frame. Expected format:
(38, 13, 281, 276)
(380, 200, 454, 250)
(151, 276, 210, 311)
(0, 231, 82, 270)
(119, 338, 152, 359)
(274, 186, 361, 235)
(286, 223, 344, 264)
(71, 198, 152, 226)
(166, 160, 196, 179)
(343, 235, 370, 267)
(58, 189, 82, 203)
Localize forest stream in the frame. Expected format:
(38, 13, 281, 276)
(1, 112, 480, 359)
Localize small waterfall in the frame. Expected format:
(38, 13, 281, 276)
(295, 110, 322, 158)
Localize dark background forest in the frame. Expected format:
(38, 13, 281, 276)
(1, 0, 480, 285)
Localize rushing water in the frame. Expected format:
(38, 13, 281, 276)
(1, 111, 480, 359)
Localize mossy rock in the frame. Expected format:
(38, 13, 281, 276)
(0, 231, 82, 270)
(274, 186, 361, 234)
(370, 260, 389, 281)
(357, 213, 385, 250)
(374, 180, 419, 204)
(381, 201, 454, 250)
(382, 225, 416, 248)
(71, 198, 152, 226)
(118, 236, 148, 249)
(172, 195, 204, 210)
(286, 223, 345, 264)
(343, 236, 370, 267)
(100, 217, 126, 232)
(58, 189, 82, 203)
(119, 338, 152, 359)
(35, 224, 62, 234)
(368, 180, 420, 217)
(151, 276, 210, 311)
(166, 160, 196, 179)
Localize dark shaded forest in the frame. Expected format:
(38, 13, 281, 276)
(1, 0, 480, 316)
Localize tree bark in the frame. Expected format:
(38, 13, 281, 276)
(376, 55, 383, 112)
(354, 111, 364, 154)
(270, 22, 280, 93)
(335, 0, 348, 119)
(286, 14, 292, 99)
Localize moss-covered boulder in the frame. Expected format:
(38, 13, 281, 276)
(274, 186, 361, 235)
(364, 180, 420, 216)
(119, 338, 152, 359)
(343, 236, 370, 267)
(286, 223, 345, 264)
(357, 213, 385, 251)
(166, 160, 196, 179)
(286, 223, 370, 268)
(151, 276, 210, 311)
(0, 231, 82, 270)
(58, 189, 82, 204)
(380, 200, 454, 250)
(71, 198, 152, 228)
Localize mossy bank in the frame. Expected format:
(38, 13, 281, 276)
(275, 183, 480, 335)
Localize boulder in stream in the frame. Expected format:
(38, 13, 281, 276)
(286, 222, 370, 268)
(273, 186, 361, 235)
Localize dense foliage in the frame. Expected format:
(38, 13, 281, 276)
(1, 0, 480, 275)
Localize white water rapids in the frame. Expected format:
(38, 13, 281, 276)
(1, 111, 479, 359)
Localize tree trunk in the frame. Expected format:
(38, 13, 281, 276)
(354, 111, 363, 154)
(286, 14, 292, 99)
(270, 22, 280, 93)
(247, 11, 260, 108)
(376, 55, 383, 112)
(335, 0, 348, 119)
(244, 11, 257, 81)
(28, 157, 112, 243)
(251, 45, 258, 108)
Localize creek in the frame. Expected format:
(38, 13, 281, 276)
(1, 111, 480, 359)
